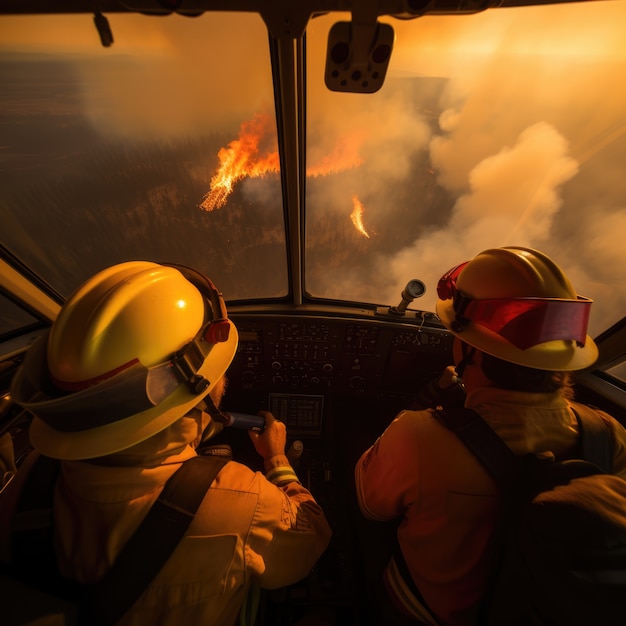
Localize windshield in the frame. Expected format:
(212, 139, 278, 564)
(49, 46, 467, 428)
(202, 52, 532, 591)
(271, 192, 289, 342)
(1, 2, 625, 339)
(304, 3, 626, 337)
(0, 12, 287, 302)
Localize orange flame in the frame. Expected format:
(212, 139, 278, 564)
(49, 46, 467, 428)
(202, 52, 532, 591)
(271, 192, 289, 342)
(306, 136, 365, 177)
(200, 115, 372, 241)
(200, 113, 279, 211)
(200, 114, 366, 212)
(350, 195, 371, 239)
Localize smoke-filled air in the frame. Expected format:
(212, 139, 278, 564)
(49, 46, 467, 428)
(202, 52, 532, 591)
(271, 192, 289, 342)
(1, 3, 624, 336)
(303, 4, 626, 336)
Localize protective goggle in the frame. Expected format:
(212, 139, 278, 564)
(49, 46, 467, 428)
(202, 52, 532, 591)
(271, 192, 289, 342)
(437, 262, 592, 350)
(13, 264, 231, 433)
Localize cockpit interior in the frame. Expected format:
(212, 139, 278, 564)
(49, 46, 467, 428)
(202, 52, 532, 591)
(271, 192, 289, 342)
(1, 1, 625, 624)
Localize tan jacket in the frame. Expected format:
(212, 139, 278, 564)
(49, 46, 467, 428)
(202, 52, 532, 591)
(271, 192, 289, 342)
(355, 388, 626, 626)
(0, 415, 332, 626)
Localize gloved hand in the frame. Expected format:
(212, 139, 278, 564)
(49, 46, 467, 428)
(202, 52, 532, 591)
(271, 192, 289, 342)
(248, 411, 286, 461)
(438, 365, 462, 390)
(411, 365, 466, 410)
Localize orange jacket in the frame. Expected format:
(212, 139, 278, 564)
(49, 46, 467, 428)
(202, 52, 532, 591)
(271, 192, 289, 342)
(0, 415, 332, 626)
(355, 387, 626, 626)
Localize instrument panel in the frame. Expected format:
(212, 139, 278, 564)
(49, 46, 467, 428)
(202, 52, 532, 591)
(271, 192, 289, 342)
(225, 311, 454, 435)
(220, 310, 455, 622)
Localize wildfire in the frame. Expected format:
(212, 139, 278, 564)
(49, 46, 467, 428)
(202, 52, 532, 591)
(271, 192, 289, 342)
(350, 195, 371, 239)
(201, 113, 367, 209)
(306, 136, 365, 177)
(200, 113, 279, 211)
(200, 113, 372, 239)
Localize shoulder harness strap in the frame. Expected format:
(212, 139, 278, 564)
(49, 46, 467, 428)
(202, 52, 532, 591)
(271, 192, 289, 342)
(435, 407, 516, 488)
(436, 403, 615, 486)
(10, 454, 229, 626)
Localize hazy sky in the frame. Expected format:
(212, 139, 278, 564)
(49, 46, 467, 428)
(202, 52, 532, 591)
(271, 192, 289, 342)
(306, 3, 626, 335)
(1, 3, 625, 335)
(0, 12, 274, 135)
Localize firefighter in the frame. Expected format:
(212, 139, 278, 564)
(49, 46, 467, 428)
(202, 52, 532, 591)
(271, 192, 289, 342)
(355, 246, 626, 625)
(1, 261, 331, 626)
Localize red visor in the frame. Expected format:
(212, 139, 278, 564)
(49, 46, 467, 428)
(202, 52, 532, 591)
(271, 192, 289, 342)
(437, 263, 592, 350)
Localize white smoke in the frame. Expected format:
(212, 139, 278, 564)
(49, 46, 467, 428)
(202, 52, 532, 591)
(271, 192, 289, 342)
(305, 5, 626, 336)
(4, 6, 624, 336)
(385, 121, 579, 309)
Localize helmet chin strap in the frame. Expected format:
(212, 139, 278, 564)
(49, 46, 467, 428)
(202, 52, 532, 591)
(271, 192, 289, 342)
(197, 394, 229, 425)
(455, 343, 476, 382)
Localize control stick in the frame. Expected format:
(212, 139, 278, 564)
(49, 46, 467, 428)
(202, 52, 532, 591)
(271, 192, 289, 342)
(221, 412, 266, 433)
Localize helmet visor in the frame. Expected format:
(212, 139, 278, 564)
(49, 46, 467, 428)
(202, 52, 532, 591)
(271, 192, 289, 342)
(437, 263, 592, 350)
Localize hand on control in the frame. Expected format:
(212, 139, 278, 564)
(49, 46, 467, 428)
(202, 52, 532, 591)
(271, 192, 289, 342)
(438, 365, 461, 390)
(248, 411, 286, 461)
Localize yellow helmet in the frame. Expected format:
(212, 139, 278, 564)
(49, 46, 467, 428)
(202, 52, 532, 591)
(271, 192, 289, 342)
(435, 247, 598, 371)
(11, 261, 238, 460)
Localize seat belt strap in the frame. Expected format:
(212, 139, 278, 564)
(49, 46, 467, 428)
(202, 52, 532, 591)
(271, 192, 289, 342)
(11, 454, 229, 626)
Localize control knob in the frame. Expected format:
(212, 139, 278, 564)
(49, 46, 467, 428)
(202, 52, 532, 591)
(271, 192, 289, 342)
(349, 375, 366, 392)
